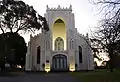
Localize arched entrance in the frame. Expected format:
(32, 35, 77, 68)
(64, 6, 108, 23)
(52, 54, 68, 71)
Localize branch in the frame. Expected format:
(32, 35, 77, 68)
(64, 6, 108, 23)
(15, 19, 22, 33)
(0, 26, 4, 33)
(97, 1, 120, 5)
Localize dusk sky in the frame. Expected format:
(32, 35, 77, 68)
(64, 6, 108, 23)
(0, 0, 109, 66)
(21, 0, 109, 65)
(21, 0, 101, 43)
(0, 0, 102, 42)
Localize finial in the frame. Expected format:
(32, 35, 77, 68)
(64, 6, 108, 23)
(69, 4, 72, 10)
(86, 33, 89, 38)
(47, 5, 49, 9)
(30, 34, 32, 38)
(58, 5, 61, 9)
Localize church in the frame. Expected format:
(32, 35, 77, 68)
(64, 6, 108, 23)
(25, 5, 94, 72)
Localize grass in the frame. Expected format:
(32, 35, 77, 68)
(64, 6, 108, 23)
(71, 69, 120, 82)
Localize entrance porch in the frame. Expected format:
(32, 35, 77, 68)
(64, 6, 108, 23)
(51, 54, 69, 71)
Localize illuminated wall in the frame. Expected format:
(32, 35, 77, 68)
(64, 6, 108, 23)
(52, 19, 66, 50)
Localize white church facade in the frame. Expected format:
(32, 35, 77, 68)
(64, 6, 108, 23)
(25, 5, 94, 72)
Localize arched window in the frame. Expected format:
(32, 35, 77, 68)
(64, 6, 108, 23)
(55, 37, 64, 51)
(78, 46, 82, 63)
(70, 39, 74, 50)
(55, 19, 64, 23)
(71, 40, 74, 49)
(45, 40, 50, 50)
(37, 46, 40, 64)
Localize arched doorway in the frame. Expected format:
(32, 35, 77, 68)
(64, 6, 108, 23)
(52, 54, 68, 71)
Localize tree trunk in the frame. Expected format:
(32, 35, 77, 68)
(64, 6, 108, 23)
(0, 61, 5, 73)
(109, 48, 114, 72)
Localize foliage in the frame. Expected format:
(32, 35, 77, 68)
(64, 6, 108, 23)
(91, 17, 120, 72)
(0, 0, 49, 70)
(90, 0, 120, 71)
(0, 32, 27, 67)
(0, 34, 6, 71)
(90, 39, 103, 61)
(90, 0, 120, 19)
(0, 0, 49, 34)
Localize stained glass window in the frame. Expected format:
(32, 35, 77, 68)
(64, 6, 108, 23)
(55, 37, 64, 51)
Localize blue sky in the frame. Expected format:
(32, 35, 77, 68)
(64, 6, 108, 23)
(21, 0, 101, 43)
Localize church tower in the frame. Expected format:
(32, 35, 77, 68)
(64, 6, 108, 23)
(44, 5, 76, 71)
(44, 5, 75, 51)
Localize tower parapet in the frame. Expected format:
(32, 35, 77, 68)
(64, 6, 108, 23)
(46, 5, 72, 11)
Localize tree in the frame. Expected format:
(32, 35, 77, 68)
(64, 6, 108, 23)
(90, 39, 103, 61)
(4, 32, 27, 66)
(0, 0, 49, 71)
(90, 0, 120, 19)
(0, 32, 27, 69)
(91, 17, 120, 72)
(90, 0, 120, 72)
(0, 0, 49, 34)
(0, 34, 5, 72)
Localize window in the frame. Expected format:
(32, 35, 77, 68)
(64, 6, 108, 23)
(70, 40, 74, 50)
(71, 40, 74, 49)
(55, 37, 64, 51)
(45, 40, 50, 50)
(78, 46, 82, 63)
(46, 41, 47, 49)
(46, 60, 49, 63)
(37, 46, 40, 64)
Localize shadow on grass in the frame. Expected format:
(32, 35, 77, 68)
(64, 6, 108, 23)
(0, 68, 24, 77)
(71, 69, 120, 82)
(0, 71, 24, 77)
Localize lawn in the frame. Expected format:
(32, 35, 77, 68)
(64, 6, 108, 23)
(71, 69, 120, 82)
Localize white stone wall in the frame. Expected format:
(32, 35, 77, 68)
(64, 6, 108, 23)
(28, 34, 44, 71)
(25, 5, 94, 71)
(74, 33, 94, 70)
(25, 42, 32, 71)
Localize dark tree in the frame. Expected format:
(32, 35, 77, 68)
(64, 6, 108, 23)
(5, 32, 27, 66)
(90, 0, 120, 72)
(0, 34, 5, 72)
(0, 0, 49, 71)
(91, 17, 120, 72)
(0, 0, 49, 34)
(90, 0, 120, 19)
(0, 32, 27, 68)
(90, 39, 103, 61)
